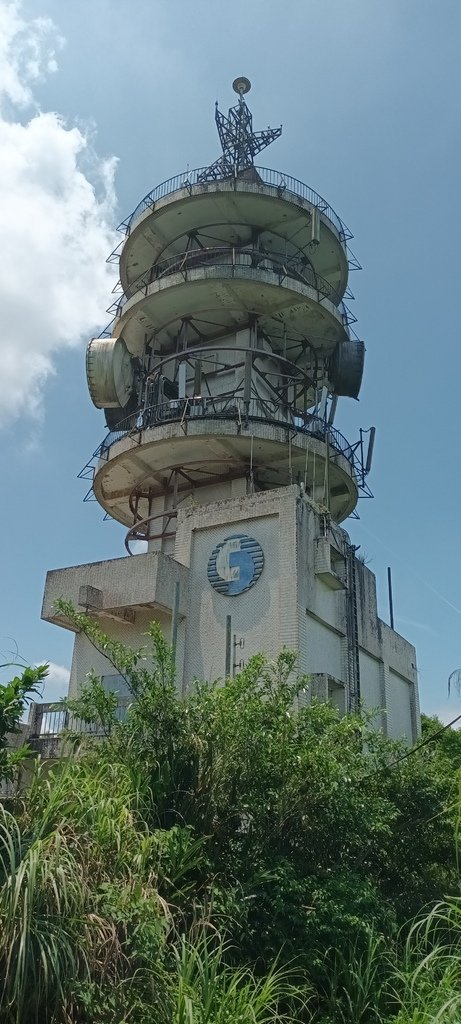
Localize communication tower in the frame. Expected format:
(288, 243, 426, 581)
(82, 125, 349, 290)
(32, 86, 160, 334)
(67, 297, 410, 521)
(42, 80, 420, 742)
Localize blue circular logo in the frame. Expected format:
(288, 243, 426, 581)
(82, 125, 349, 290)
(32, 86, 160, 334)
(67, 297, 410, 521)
(207, 534, 264, 596)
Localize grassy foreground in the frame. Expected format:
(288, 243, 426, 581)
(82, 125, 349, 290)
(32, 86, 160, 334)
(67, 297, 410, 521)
(1, 610, 460, 1023)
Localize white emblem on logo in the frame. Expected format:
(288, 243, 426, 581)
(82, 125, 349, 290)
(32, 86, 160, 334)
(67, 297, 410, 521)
(207, 534, 264, 596)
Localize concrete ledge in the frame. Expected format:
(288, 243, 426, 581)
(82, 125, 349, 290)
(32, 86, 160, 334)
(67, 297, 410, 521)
(41, 551, 190, 629)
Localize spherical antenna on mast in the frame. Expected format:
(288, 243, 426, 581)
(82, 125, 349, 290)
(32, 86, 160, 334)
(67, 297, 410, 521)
(232, 76, 251, 96)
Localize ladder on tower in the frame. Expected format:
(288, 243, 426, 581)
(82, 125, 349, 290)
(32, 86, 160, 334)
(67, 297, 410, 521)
(346, 545, 361, 713)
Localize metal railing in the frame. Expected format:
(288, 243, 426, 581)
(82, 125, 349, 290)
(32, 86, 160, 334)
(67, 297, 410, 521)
(28, 698, 131, 740)
(94, 398, 361, 478)
(117, 165, 352, 241)
(111, 245, 346, 315)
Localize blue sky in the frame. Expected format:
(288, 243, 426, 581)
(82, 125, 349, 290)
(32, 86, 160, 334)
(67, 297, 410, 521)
(1, 0, 461, 720)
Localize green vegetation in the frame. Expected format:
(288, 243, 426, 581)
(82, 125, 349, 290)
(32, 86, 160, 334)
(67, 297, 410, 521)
(1, 608, 461, 1022)
(0, 662, 47, 783)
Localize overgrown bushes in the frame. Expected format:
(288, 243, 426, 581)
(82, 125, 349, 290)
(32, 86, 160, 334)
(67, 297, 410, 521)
(0, 610, 460, 1022)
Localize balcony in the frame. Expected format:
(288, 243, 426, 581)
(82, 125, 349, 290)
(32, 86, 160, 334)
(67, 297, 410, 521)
(25, 693, 130, 759)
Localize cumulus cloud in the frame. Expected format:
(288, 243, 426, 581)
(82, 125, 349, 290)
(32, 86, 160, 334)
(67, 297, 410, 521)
(0, 0, 60, 106)
(37, 660, 70, 703)
(0, 0, 118, 427)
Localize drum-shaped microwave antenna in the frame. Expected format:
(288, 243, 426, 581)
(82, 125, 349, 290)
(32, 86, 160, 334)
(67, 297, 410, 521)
(328, 340, 365, 400)
(104, 394, 139, 432)
(86, 337, 135, 409)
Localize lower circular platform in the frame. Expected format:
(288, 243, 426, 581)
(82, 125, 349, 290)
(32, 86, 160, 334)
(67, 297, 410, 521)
(93, 416, 359, 525)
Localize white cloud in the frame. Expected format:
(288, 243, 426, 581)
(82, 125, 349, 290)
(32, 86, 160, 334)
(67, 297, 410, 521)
(0, 1, 118, 427)
(0, 0, 61, 107)
(37, 660, 70, 703)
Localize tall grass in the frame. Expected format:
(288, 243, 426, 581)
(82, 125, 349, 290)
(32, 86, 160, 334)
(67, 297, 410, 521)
(313, 931, 390, 1023)
(0, 805, 118, 1023)
(172, 933, 309, 1024)
(0, 758, 173, 1023)
(388, 896, 461, 1023)
(309, 898, 461, 1024)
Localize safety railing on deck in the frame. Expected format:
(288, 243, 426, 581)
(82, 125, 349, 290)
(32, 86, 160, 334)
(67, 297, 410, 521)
(111, 245, 346, 315)
(117, 166, 352, 241)
(94, 401, 361, 476)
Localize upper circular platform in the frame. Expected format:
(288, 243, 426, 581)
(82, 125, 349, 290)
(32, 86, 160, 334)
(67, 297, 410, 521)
(118, 169, 350, 303)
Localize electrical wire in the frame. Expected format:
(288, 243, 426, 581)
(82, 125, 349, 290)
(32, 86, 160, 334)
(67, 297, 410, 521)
(360, 711, 461, 781)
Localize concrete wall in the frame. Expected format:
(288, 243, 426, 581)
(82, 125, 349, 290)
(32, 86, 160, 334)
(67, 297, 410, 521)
(41, 485, 420, 743)
(386, 669, 417, 743)
(359, 651, 386, 731)
(175, 487, 298, 689)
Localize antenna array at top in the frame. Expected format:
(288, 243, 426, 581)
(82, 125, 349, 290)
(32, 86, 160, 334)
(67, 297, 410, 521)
(197, 78, 282, 182)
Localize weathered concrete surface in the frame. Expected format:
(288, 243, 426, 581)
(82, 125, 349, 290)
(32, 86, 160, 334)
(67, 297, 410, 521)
(41, 487, 419, 743)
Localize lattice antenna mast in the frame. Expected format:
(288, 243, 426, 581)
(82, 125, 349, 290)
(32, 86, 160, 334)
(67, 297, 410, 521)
(198, 77, 282, 182)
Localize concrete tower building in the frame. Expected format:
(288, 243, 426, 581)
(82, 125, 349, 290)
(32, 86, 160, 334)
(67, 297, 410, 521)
(42, 80, 420, 742)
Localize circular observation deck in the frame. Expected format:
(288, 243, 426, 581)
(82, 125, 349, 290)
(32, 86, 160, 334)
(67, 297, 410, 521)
(92, 409, 360, 527)
(111, 250, 351, 366)
(118, 169, 350, 304)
